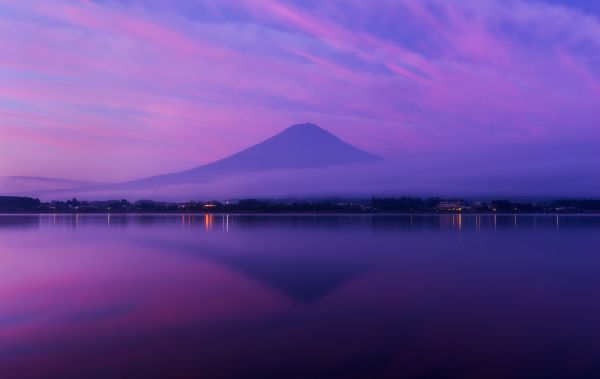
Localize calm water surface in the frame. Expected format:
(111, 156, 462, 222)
(1, 214, 600, 379)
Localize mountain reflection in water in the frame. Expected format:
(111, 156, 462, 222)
(1, 214, 600, 379)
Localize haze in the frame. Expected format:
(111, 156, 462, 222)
(1, 0, 600, 195)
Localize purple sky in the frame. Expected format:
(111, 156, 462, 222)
(1, 0, 600, 182)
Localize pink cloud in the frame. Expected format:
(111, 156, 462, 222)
(1, 0, 600, 181)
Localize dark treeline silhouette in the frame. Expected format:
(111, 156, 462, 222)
(371, 197, 441, 212)
(225, 199, 364, 213)
(489, 200, 541, 212)
(2, 195, 600, 213)
(552, 199, 600, 211)
(0, 196, 43, 212)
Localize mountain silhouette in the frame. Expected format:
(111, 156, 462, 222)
(123, 123, 382, 188)
(22, 123, 383, 199)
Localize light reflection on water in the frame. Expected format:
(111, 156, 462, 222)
(1, 214, 600, 379)
(3, 213, 600, 232)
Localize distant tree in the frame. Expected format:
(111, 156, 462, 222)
(0, 196, 42, 212)
(371, 197, 428, 212)
(492, 200, 513, 212)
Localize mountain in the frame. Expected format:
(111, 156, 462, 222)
(124, 123, 382, 188)
(13, 123, 600, 200)
(28, 123, 383, 200)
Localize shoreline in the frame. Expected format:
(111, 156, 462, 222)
(2, 212, 600, 216)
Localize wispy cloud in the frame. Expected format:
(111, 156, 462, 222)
(1, 0, 599, 180)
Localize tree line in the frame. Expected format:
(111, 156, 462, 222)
(1, 195, 600, 213)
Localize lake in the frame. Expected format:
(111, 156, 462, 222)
(1, 213, 600, 379)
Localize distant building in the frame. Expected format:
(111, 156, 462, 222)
(437, 201, 465, 211)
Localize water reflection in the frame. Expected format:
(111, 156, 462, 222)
(1, 214, 600, 378)
(4, 213, 600, 233)
(0, 215, 40, 229)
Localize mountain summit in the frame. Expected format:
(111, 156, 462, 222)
(125, 123, 382, 187)
(202, 122, 381, 171)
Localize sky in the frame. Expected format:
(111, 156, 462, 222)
(1, 0, 600, 183)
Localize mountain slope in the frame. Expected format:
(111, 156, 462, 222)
(124, 123, 382, 188)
